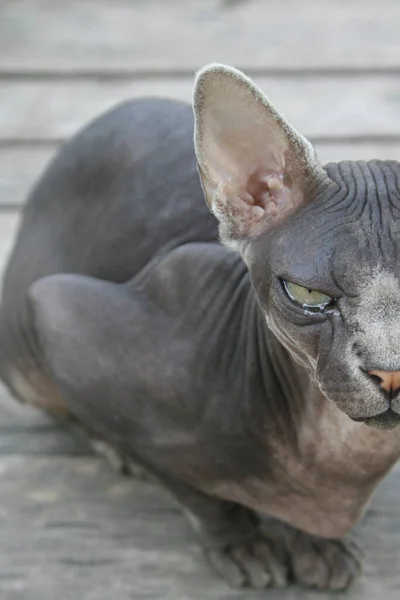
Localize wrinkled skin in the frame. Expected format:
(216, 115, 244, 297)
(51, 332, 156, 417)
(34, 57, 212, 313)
(0, 66, 400, 591)
(249, 159, 400, 427)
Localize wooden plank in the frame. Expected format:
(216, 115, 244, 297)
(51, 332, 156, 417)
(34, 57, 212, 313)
(2, 76, 400, 142)
(0, 424, 91, 457)
(0, 213, 19, 272)
(0, 148, 53, 208)
(1, 0, 400, 72)
(0, 450, 399, 599)
(2, 143, 400, 208)
(0, 383, 53, 429)
(0, 383, 92, 456)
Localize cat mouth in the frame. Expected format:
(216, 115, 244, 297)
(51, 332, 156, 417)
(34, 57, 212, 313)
(352, 409, 400, 430)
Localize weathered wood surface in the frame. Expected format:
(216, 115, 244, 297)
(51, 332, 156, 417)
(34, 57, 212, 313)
(0, 384, 400, 600)
(1, 0, 400, 598)
(1, 0, 400, 72)
(2, 76, 400, 141)
(2, 75, 400, 206)
(0, 214, 20, 272)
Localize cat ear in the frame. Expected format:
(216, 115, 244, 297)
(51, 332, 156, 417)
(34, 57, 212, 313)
(193, 63, 328, 250)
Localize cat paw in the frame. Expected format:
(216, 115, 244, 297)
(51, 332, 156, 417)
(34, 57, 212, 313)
(287, 532, 363, 591)
(205, 527, 362, 590)
(263, 520, 363, 591)
(205, 536, 289, 589)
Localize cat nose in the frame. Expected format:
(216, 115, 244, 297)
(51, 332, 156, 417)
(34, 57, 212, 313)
(368, 370, 400, 394)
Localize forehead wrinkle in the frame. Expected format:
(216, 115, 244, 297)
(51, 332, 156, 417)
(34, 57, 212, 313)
(325, 160, 400, 219)
(337, 161, 368, 223)
(297, 176, 357, 247)
(353, 162, 385, 264)
(358, 162, 394, 264)
(367, 162, 400, 267)
(302, 162, 374, 247)
(382, 162, 400, 219)
(311, 161, 400, 267)
(367, 162, 383, 229)
(310, 162, 354, 219)
(355, 161, 375, 223)
(368, 163, 398, 267)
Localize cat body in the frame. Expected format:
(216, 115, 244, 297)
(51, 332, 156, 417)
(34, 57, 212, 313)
(1, 65, 400, 590)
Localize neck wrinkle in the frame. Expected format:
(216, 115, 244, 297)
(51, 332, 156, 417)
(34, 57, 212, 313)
(244, 288, 311, 453)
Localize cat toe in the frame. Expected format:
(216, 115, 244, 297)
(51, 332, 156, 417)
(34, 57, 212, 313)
(290, 532, 363, 591)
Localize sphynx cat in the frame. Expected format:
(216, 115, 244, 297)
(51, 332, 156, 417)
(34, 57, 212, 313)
(1, 64, 400, 590)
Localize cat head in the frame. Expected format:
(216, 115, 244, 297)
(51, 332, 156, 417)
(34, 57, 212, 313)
(193, 63, 400, 430)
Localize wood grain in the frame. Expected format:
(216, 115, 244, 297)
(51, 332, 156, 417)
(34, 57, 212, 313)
(0, 213, 19, 269)
(2, 76, 400, 141)
(0, 431, 399, 600)
(1, 0, 400, 72)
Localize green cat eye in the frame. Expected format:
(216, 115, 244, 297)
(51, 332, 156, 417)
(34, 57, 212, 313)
(282, 280, 334, 310)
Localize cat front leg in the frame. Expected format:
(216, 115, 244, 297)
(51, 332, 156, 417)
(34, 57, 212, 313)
(162, 476, 362, 590)
(162, 476, 288, 589)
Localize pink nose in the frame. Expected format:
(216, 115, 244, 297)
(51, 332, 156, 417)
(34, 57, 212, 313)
(368, 370, 400, 394)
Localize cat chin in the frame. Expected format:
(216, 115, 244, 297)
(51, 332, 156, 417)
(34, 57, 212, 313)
(352, 409, 400, 430)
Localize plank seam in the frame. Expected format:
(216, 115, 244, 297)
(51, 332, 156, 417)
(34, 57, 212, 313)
(2, 67, 400, 80)
(3, 135, 400, 147)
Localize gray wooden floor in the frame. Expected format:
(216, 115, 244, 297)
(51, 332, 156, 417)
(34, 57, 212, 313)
(1, 1, 400, 598)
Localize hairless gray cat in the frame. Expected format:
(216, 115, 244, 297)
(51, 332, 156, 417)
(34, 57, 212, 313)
(1, 64, 400, 591)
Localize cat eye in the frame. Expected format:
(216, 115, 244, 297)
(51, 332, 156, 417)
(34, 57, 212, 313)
(282, 280, 334, 311)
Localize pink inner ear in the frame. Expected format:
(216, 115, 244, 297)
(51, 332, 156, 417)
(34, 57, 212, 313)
(214, 170, 295, 239)
(214, 165, 304, 239)
(246, 169, 296, 219)
(247, 170, 284, 206)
